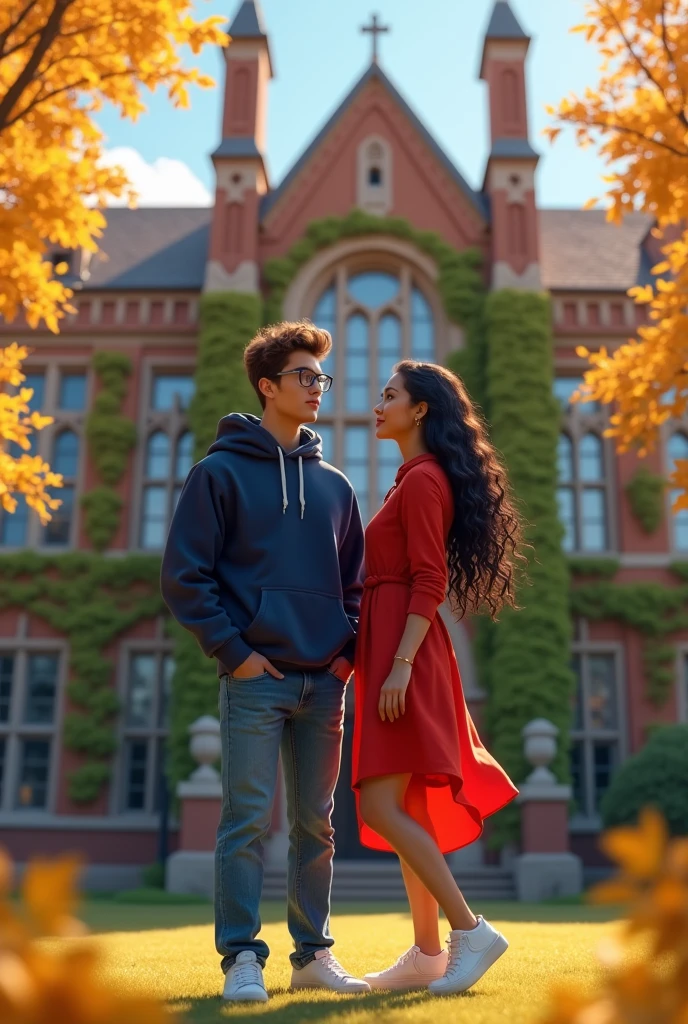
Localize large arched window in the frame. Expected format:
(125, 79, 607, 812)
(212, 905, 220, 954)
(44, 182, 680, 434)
(310, 267, 436, 521)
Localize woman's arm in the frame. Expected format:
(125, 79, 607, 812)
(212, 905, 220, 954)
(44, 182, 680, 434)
(378, 470, 450, 723)
(378, 612, 431, 722)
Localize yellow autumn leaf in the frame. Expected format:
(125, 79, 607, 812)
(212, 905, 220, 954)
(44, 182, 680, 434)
(22, 856, 84, 937)
(600, 806, 667, 880)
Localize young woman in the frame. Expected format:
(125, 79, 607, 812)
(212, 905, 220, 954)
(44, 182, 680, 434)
(353, 360, 522, 996)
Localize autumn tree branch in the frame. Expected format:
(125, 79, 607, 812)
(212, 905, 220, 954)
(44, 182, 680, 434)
(0, 0, 41, 58)
(600, 0, 688, 130)
(0, 0, 76, 133)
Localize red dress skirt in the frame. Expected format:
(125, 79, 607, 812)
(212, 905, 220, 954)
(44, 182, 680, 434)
(352, 453, 519, 853)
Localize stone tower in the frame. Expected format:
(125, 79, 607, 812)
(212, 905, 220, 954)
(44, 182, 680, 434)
(205, 0, 273, 293)
(480, 1, 540, 290)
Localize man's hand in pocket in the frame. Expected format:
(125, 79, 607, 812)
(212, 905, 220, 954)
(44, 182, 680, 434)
(328, 656, 353, 683)
(232, 652, 284, 679)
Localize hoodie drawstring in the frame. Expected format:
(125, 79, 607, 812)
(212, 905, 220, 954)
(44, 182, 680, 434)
(277, 447, 306, 519)
(298, 456, 305, 520)
(278, 447, 288, 514)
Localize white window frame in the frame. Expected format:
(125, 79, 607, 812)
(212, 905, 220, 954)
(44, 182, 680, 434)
(556, 376, 616, 554)
(569, 638, 627, 832)
(112, 634, 174, 816)
(0, 639, 67, 815)
(131, 357, 196, 550)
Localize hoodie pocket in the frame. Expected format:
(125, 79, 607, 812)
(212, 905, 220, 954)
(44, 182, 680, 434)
(244, 588, 354, 666)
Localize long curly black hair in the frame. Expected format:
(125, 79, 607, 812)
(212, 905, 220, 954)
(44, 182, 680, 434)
(396, 360, 526, 621)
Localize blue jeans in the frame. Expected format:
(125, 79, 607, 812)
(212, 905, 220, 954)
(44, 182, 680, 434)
(215, 668, 346, 972)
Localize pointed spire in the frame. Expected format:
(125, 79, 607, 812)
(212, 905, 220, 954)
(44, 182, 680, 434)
(228, 0, 268, 39)
(479, 1, 529, 80)
(484, 1, 528, 41)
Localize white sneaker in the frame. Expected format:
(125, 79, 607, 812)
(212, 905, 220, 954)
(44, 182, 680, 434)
(364, 945, 449, 991)
(291, 949, 371, 993)
(222, 950, 268, 1002)
(428, 917, 508, 996)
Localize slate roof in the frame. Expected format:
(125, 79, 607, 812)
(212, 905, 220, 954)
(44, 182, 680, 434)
(228, 0, 268, 38)
(479, 1, 529, 78)
(259, 62, 489, 222)
(539, 209, 652, 291)
(211, 137, 264, 160)
(484, 1, 528, 40)
(489, 138, 538, 159)
(83, 208, 211, 290)
(82, 207, 652, 294)
(226, 0, 274, 75)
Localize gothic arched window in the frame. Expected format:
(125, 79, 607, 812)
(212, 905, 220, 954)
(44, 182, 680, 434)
(311, 265, 436, 521)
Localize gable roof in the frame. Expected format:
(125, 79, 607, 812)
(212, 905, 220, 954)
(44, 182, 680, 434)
(539, 209, 652, 291)
(260, 62, 489, 222)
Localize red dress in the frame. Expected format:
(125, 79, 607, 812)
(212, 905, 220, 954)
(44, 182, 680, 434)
(352, 453, 519, 853)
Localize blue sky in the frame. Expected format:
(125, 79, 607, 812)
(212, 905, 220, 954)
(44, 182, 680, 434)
(95, 0, 609, 209)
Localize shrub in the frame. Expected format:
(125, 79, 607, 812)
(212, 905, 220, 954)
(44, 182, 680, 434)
(600, 724, 688, 835)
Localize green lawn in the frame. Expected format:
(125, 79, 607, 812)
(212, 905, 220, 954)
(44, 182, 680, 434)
(62, 897, 621, 1023)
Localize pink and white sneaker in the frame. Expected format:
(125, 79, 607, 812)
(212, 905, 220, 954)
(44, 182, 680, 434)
(364, 945, 449, 991)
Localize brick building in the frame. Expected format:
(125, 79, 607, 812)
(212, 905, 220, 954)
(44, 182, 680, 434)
(1, 0, 683, 884)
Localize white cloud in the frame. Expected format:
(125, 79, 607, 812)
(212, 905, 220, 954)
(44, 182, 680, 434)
(101, 147, 212, 207)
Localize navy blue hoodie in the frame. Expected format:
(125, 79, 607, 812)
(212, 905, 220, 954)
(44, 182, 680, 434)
(160, 413, 364, 675)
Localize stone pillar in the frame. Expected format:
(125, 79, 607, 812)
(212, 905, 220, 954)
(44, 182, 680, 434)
(513, 718, 583, 902)
(166, 716, 222, 897)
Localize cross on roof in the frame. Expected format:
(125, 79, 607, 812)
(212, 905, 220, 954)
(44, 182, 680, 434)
(360, 13, 390, 64)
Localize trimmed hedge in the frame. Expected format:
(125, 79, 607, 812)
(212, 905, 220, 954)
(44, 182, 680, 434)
(601, 724, 688, 835)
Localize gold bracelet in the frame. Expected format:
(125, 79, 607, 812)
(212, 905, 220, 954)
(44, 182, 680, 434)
(394, 655, 414, 666)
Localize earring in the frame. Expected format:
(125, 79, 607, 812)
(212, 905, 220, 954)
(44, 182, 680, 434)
(415, 418, 421, 427)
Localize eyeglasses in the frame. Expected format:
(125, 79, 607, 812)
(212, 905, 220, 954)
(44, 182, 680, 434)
(274, 368, 333, 392)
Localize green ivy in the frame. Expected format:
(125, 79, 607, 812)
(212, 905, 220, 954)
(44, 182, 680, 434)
(0, 552, 164, 802)
(80, 487, 123, 553)
(188, 292, 262, 463)
(167, 292, 262, 793)
(82, 352, 136, 550)
(625, 466, 666, 534)
(481, 290, 574, 848)
(263, 208, 485, 340)
(567, 556, 621, 579)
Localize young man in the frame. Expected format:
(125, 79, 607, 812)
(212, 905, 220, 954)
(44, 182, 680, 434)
(161, 321, 368, 1002)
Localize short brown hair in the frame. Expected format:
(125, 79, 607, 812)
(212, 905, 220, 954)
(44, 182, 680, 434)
(244, 320, 332, 408)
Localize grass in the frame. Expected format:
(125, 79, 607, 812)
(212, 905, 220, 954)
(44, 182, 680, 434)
(58, 898, 622, 1023)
